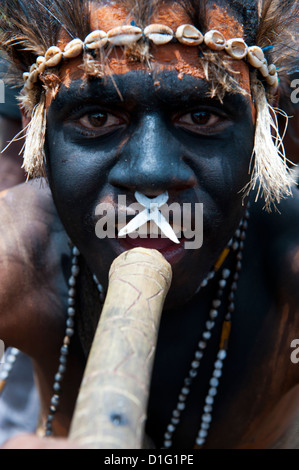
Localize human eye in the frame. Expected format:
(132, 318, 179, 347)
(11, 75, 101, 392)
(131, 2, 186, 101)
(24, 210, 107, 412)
(68, 107, 127, 137)
(173, 109, 230, 136)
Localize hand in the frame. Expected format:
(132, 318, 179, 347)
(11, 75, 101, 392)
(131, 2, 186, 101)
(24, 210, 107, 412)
(1, 433, 82, 449)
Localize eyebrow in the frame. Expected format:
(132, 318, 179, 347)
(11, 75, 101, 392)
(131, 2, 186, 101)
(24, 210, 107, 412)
(50, 71, 249, 115)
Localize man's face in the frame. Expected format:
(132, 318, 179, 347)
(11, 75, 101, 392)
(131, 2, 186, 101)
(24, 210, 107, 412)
(45, 4, 255, 306)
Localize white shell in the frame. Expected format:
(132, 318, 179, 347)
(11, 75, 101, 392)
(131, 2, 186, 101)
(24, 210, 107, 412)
(108, 25, 142, 46)
(36, 56, 46, 74)
(176, 24, 203, 46)
(45, 46, 63, 67)
(259, 61, 269, 78)
(63, 38, 84, 59)
(29, 64, 37, 73)
(23, 72, 29, 82)
(144, 24, 174, 45)
(84, 30, 108, 49)
(266, 72, 278, 87)
(225, 38, 247, 60)
(204, 30, 226, 51)
(247, 46, 265, 68)
(268, 63, 276, 76)
(28, 69, 39, 84)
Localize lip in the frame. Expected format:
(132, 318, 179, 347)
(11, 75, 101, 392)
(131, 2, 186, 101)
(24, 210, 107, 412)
(110, 234, 187, 265)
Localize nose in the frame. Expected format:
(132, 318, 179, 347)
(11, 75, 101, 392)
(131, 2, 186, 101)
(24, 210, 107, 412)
(108, 113, 196, 196)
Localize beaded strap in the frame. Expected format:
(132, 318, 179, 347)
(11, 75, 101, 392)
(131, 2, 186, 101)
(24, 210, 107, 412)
(23, 24, 278, 92)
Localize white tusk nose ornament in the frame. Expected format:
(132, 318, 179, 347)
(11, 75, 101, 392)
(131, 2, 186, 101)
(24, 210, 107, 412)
(118, 191, 180, 244)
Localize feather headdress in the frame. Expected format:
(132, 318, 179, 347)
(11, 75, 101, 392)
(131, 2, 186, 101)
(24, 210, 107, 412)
(0, 0, 298, 209)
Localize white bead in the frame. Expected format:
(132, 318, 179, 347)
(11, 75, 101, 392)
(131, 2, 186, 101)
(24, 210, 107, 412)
(219, 279, 226, 288)
(72, 246, 80, 256)
(214, 360, 223, 369)
(164, 440, 172, 448)
(213, 369, 222, 378)
(177, 402, 186, 410)
(198, 341, 207, 349)
(205, 395, 214, 405)
(212, 299, 221, 308)
(204, 405, 212, 413)
(171, 417, 180, 425)
(191, 360, 200, 369)
(222, 269, 231, 279)
(201, 278, 208, 287)
(167, 424, 175, 432)
(217, 349, 227, 360)
(199, 429, 208, 438)
(209, 309, 218, 319)
(201, 422, 210, 430)
(202, 413, 212, 423)
(178, 394, 187, 401)
(195, 437, 205, 446)
(203, 331, 211, 340)
(210, 377, 219, 387)
(206, 321, 215, 330)
(181, 387, 190, 395)
(71, 265, 80, 276)
(195, 351, 203, 360)
(208, 387, 218, 397)
(0, 371, 9, 380)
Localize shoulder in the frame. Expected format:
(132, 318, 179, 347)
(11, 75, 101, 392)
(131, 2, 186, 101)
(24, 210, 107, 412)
(249, 186, 299, 300)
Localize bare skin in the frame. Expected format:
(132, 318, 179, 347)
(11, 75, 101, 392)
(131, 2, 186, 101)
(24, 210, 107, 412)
(0, 181, 299, 449)
(1, 1, 299, 451)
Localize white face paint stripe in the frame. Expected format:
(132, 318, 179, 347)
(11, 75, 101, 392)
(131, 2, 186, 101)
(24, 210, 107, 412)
(118, 191, 180, 244)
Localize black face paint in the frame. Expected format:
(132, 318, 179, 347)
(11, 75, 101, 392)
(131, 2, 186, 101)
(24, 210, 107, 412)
(45, 70, 255, 307)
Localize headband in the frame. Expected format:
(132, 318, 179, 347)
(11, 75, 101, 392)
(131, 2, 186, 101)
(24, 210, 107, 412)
(22, 23, 278, 94)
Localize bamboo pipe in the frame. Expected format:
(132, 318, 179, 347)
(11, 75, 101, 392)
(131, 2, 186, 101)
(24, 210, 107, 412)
(69, 247, 172, 448)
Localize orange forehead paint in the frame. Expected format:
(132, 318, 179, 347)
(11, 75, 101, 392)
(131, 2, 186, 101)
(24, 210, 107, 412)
(46, 2, 253, 114)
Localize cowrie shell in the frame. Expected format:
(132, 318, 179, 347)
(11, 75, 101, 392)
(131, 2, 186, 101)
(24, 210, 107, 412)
(266, 72, 278, 87)
(247, 46, 265, 68)
(23, 72, 29, 82)
(45, 46, 63, 67)
(176, 24, 203, 46)
(63, 38, 84, 59)
(29, 68, 39, 84)
(36, 56, 46, 74)
(108, 25, 142, 46)
(29, 64, 37, 73)
(268, 63, 276, 76)
(144, 24, 174, 45)
(259, 61, 269, 78)
(225, 38, 247, 59)
(84, 30, 108, 49)
(204, 30, 226, 50)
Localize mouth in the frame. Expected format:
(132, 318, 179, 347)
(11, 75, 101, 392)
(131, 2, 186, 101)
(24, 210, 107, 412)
(114, 233, 187, 265)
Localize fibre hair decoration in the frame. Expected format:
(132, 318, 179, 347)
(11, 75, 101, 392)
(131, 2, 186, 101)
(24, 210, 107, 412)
(0, 0, 298, 210)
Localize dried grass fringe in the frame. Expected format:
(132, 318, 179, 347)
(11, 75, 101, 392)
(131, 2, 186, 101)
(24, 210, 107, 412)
(22, 92, 47, 179)
(242, 77, 296, 212)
